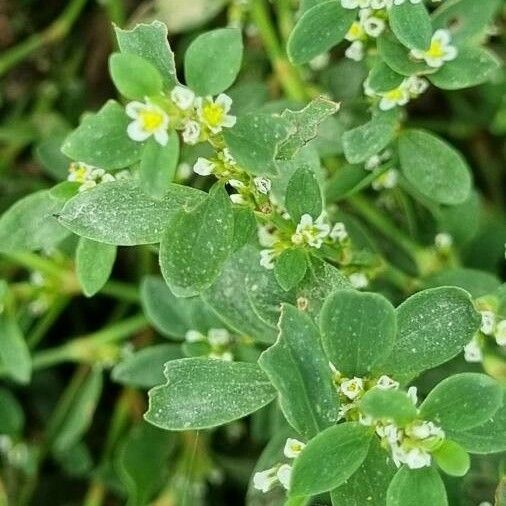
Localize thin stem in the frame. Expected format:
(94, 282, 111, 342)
(27, 296, 69, 349)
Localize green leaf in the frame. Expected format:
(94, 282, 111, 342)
(424, 268, 500, 299)
(433, 440, 470, 477)
(330, 438, 396, 506)
(277, 97, 340, 160)
(112, 344, 182, 389)
(259, 304, 340, 439)
(232, 207, 256, 251)
(447, 391, 506, 454)
(287, 1, 356, 64)
(0, 190, 69, 254)
(184, 28, 243, 96)
(290, 422, 372, 497)
(320, 289, 396, 377)
(116, 422, 174, 506)
(53, 368, 103, 453)
(109, 53, 163, 100)
(386, 467, 448, 506)
(0, 315, 31, 384)
(62, 101, 142, 170)
(343, 111, 399, 164)
(139, 134, 180, 199)
(59, 179, 205, 245)
(114, 21, 178, 89)
(160, 184, 234, 297)
(359, 389, 417, 426)
(0, 387, 24, 435)
(76, 237, 116, 297)
(419, 373, 502, 431)
(367, 61, 405, 93)
(285, 165, 323, 223)
(145, 358, 276, 430)
(224, 113, 290, 176)
(274, 249, 308, 291)
(398, 129, 472, 205)
(429, 47, 501, 90)
(380, 287, 480, 376)
(389, 2, 432, 51)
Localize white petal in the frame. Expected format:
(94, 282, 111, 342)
(125, 101, 144, 119)
(127, 121, 150, 142)
(154, 129, 169, 146)
(216, 93, 233, 112)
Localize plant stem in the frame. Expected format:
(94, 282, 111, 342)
(27, 296, 69, 349)
(101, 0, 126, 26)
(0, 0, 89, 77)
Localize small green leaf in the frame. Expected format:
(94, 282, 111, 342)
(76, 237, 117, 297)
(285, 165, 323, 223)
(0, 387, 24, 435)
(320, 289, 396, 377)
(359, 389, 417, 426)
(386, 466, 448, 506)
(139, 134, 180, 199)
(145, 358, 276, 430)
(232, 207, 256, 251)
(367, 61, 405, 93)
(62, 101, 142, 170)
(287, 1, 356, 64)
(343, 111, 399, 164)
(185, 28, 243, 96)
(59, 180, 205, 245)
(109, 53, 163, 100)
(290, 422, 372, 497)
(259, 304, 340, 439)
(160, 183, 234, 297)
(389, 2, 432, 51)
(114, 21, 178, 88)
(274, 249, 308, 291)
(429, 47, 501, 90)
(380, 287, 480, 376)
(0, 315, 31, 385)
(419, 373, 503, 431)
(433, 440, 470, 477)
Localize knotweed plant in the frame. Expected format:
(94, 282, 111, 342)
(0, 0, 504, 505)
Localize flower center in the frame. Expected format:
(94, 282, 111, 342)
(348, 22, 365, 39)
(385, 87, 405, 101)
(139, 110, 164, 132)
(203, 103, 225, 127)
(426, 40, 444, 59)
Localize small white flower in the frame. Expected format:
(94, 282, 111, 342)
(196, 94, 236, 134)
(376, 423, 400, 445)
(257, 226, 278, 248)
(365, 154, 382, 171)
(126, 101, 169, 146)
(292, 214, 331, 249)
(372, 169, 398, 190)
(284, 438, 306, 459)
(230, 193, 246, 205)
(185, 330, 205, 343)
(407, 386, 418, 406)
(208, 328, 231, 347)
(480, 310, 496, 336)
(376, 375, 399, 390)
(277, 464, 292, 490)
(410, 29, 458, 68)
(495, 320, 506, 346)
(379, 84, 410, 111)
(340, 377, 364, 400)
(309, 53, 330, 71)
(253, 467, 278, 493)
(359, 413, 375, 426)
(349, 272, 369, 289)
(254, 177, 272, 194)
(407, 421, 444, 440)
(396, 446, 432, 469)
(392, 0, 422, 5)
(330, 222, 348, 243)
(193, 157, 215, 176)
(182, 120, 201, 145)
(464, 337, 483, 362)
(346, 21, 366, 42)
(362, 15, 385, 38)
(170, 85, 195, 110)
(345, 41, 365, 62)
(176, 162, 192, 180)
(341, 0, 371, 8)
(405, 76, 429, 97)
(435, 232, 453, 251)
(260, 249, 276, 270)
(228, 179, 245, 189)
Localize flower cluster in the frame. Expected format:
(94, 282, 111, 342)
(185, 328, 234, 361)
(342, 0, 442, 9)
(67, 162, 129, 192)
(411, 30, 457, 68)
(464, 309, 506, 363)
(365, 76, 429, 111)
(344, 9, 387, 62)
(253, 438, 306, 493)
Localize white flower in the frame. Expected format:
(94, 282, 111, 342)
(126, 101, 169, 145)
(284, 438, 306, 459)
(277, 464, 292, 490)
(341, 0, 371, 8)
(257, 226, 278, 248)
(359, 413, 375, 426)
(392, 0, 422, 5)
(362, 15, 385, 38)
(395, 446, 432, 469)
(230, 193, 246, 205)
(376, 423, 400, 445)
(410, 29, 458, 68)
(292, 214, 331, 249)
(330, 222, 348, 243)
(176, 162, 192, 180)
(349, 272, 369, 289)
(379, 84, 410, 111)
(372, 169, 399, 190)
(185, 330, 205, 343)
(208, 328, 230, 347)
(346, 21, 366, 42)
(345, 41, 365, 62)
(193, 157, 215, 176)
(406, 421, 444, 441)
(170, 85, 195, 110)
(376, 375, 399, 390)
(182, 120, 201, 145)
(435, 232, 453, 251)
(196, 94, 236, 134)
(407, 386, 418, 406)
(254, 177, 272, 194)
(68, 162, 115, 192)
(464, 337, 483, 362)
(228, 179, 245, 189)
(260, 249, 276, 270)
(209, 350, 233, 361)
(253, 467, 278, 493)
(480, 310, 496, 335)
(309, 53, 330, 71)
(495, 320, 506, 346)
(405, 76, 429, 96)
(340, 377, 364, 400)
